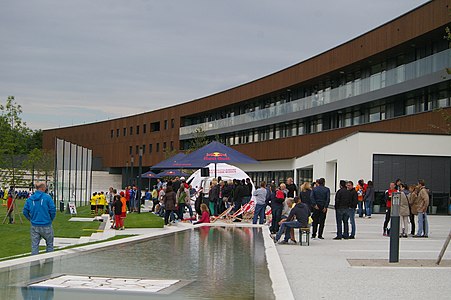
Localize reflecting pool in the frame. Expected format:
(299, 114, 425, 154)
(0, 227, 274, 299)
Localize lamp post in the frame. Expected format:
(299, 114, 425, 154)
(125, 162, 128, 188)
(130, 156, 134, 186)
(137, 148, 143, 213)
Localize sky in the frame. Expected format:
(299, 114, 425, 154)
(0, 0, 430, 130)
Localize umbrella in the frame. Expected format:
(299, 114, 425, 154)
(150, 153, 190, 169)
(140, 170, 161, 179)
(175, 141, 258, 177)
(157, 169, 189, 177)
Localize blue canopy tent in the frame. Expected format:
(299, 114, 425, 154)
(141, 170, 161, 179)
(140, 170, 161, 190)
(150, 153, 190, 169)
(175, 141, 258, 178)
(157, 169, 190, 178)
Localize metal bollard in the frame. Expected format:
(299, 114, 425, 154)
(389, 192, 401, 263)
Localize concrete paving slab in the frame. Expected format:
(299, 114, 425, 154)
(276, 212, 451, 299)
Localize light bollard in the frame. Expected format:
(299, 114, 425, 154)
(389, 192, 401, 263)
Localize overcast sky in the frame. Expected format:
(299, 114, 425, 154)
(0, 0, 429, 130)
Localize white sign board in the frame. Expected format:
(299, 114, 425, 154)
(68, 202, 77, 215)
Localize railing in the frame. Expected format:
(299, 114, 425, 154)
(180, 48, 451, 137)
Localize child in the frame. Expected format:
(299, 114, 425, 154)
(194, 203, 210, 225)
(112, 195, 122, 229)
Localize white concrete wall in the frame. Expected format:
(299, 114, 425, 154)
(294, 132, 451, 194)
(91, 171, 122, 192)
(236, 159, 295, 173)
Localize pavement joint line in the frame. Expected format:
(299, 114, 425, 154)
(350, 266, 451, 270)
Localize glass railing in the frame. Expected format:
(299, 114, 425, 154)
(180, 48, 451, 137)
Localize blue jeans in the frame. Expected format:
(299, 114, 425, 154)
(275, 220, 301, 242)
(108, 203, 114, 218)
(253, 204, 266, 224)
(357, 201, 364, 217)
(348, 208, 356, 237)
(335, 208, 349, 238)
(31, 225, 54, 255)
(365, 200, 372, 216)
(417, 212, 429, 236)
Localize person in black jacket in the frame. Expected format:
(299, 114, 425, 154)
(233, 180, 246, 214)
(270, 183, 286, 234)
(333, 180, 350, 240)
(274, 196, 310, 244)
(347, 181, 358, 239)
(310, 178, 330, 239)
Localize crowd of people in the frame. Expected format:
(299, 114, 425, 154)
(1, 174, 433, 256)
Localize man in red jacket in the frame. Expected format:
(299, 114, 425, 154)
(7, 194, 14, 224)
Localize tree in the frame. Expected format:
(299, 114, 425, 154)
(186, 127, 209, 153)
(0, 96, 31, 187)
(22, 148, 55, 189)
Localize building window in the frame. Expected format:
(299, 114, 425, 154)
(110, 130, 114, 138)
(129, 146, 132, 155)
(149, 143, 153, 153)
(142, 144, 146, 154)
(405, 99, 415, 115)
(344, 113, 352, 127)
(151, 122, 160, 132)
(136, 145, 139, 155)
(143, 124, 147, 134)
(163, 142, 167, 151)
(171, 119, 175, 128)
(116, 129, 120, 137)
(123, 128, 127, 136)
(170, 141, 174, 151)
(136, 125, 140, 135)
(164, 120, 168, 130)
(353, 111, 361, 125)
(156, 143, 160, 152)
(130, 126, 133, 135)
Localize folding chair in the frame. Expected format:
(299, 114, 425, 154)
(211, 205, 234, 223)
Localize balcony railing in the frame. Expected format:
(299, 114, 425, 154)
(180, 48, 451, 137)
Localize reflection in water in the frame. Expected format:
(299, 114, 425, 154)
(0, 227, 274, 300)
(21, 258, 54, 300)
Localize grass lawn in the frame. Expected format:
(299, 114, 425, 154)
(123, 211, 164, 228)
(0, 198, 163, 259)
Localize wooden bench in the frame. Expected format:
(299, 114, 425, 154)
(299, 228, 310, 246)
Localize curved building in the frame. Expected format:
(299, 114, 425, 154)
(43, 0, 451, 212)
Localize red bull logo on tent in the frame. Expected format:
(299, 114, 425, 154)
(204, 152, 230, 161)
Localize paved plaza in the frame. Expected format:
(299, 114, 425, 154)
(3, 211, 450, 299)
(277, 213, 451, 299)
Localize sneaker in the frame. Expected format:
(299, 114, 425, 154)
(278, 240, 288, 245)
(349, 236, 355, 239)
(288, 239, 297, 244)
(318, 236, 324, 240)
(422, 235, 429, 238)
(311, 235, 316, 239)
(402, 234, 408, 238)
(333, 237, 342, 240)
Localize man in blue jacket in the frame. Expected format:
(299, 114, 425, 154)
(23, 182, 56, 255)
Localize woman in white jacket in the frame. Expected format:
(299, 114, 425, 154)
(399, 184, 410, 238)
